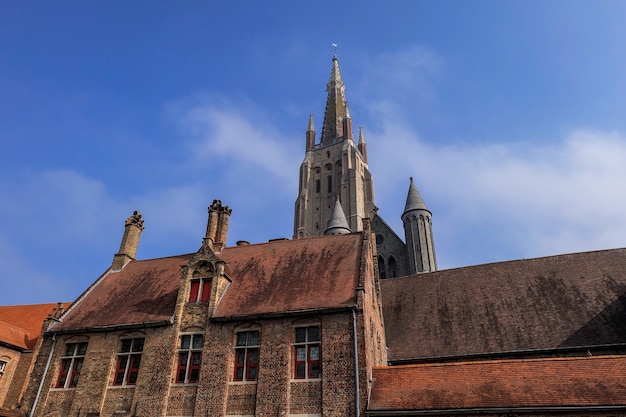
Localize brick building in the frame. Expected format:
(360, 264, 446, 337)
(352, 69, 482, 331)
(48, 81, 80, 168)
(2, 56, 626, 416)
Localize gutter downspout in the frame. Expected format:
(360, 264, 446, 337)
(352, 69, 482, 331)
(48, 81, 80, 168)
(352, 309, 360, 417)
(29, 333, 56, 417)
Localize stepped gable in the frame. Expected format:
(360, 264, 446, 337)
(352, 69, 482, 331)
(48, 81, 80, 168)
(381, 248, 626, 361)
(215, 233, 362, 318)
(53, 254, 194, 332)
(53, 233, 362, 331)
(369, 355, 626, 413)
(0, 303, 69, 349)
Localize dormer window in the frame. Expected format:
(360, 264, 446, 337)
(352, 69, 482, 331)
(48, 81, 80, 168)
(188, 278, 211, 303)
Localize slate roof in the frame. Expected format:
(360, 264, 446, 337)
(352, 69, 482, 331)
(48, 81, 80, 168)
(0, 303, 69, 350)
(53, 234, 362, 332)
(369, 355, 626, 413)
(381, 248, 626, 361)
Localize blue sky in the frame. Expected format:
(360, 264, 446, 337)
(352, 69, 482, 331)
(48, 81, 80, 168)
(2, 1, 626, 305)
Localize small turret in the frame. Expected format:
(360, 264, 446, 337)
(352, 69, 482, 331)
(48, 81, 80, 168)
(342, 103, 354, 141)
(357, 126, 368, 163)
(112, 211, 145, 270)
(402, 178, 437, 273)
(306, 113, 316, 151)
(203, 200, 232, 252)
(325, 196, 352, 235)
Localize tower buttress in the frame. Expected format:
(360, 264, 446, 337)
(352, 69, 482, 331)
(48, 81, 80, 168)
(402, 177, 437, 273)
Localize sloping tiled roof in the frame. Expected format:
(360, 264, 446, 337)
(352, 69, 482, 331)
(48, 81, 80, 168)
(215, 233, 361, 318)
(0, 303, 69, 350)
(369, 355, 626, 412)
(53, 254, 194, 332)
(53, 234, 362, 331)
(381, 248, 626, 361)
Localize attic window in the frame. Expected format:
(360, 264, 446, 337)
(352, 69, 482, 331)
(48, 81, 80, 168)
(189, 278, 211, 303)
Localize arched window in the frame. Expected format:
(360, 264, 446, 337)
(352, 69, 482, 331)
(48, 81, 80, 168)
(378, 255, 386, 279)
(388, 256, 397, 278)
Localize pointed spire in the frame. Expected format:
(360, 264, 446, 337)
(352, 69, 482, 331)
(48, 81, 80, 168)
(325, 196, 352, 235)
(342, 102, 354, 140)
(403, 177, 430, 215)
(306, 113, 316, 151)
(320, 55, 347, 144)
(357, 126, 368, 163)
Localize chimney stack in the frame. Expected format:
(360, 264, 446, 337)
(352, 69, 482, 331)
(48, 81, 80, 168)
(203, 200, 232, 252)
(112, 211, 144, 270)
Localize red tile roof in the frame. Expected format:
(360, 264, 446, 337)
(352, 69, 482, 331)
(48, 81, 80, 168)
(369, 355, 626, 412)
(0, 303, 69, 349)
(53, 234, 362, 331)
(381, 248, 626, 361)
(215, 234, 362, 318)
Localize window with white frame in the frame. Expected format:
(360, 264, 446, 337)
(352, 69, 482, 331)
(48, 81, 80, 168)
(294, 326, 320, 379)
(113, 338, 144, 386)
(176, 334, 203, 384)
(233, 330, 259, 382)
(55, 342, 88, 388)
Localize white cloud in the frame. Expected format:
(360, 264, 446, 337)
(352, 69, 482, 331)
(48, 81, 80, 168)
(369, 126, 626, 267)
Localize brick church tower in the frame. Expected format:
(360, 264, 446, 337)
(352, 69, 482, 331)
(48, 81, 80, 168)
(294, 55, 437, 277)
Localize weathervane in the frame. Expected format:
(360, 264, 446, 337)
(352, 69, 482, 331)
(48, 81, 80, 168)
(331, 43, 338, 56)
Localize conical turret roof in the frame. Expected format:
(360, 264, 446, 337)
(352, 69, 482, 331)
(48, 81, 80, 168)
(325, 196, 352, 235)
(403, 177, 430, 215)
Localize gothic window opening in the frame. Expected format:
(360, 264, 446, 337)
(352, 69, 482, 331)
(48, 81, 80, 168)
(327, 175, 332, 193)
(315, 179, 320, 193)
(176, 334, 203, 384)
(388, 256, 397, 278)
(234, 331, 260, 382)
(113, 338, 144, 386)
(0, 360, 7, 378)
(378, 255, 386, 279)
(188, 278, 211, 303)
(55, 342, 88, 388)
(294, 326, 320, 379)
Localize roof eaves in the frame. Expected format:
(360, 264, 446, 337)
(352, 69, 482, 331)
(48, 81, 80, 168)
(47, 318, 173, 335)
(211, 306, 357, 322)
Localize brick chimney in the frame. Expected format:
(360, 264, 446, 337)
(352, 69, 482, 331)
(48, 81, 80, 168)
(203, 200, 232, 252)
(112, 211, 144, 270)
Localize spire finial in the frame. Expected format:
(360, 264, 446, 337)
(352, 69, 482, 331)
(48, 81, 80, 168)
(332, 43, 338, 58)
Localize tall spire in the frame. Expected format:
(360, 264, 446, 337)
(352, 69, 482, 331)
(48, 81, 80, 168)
(320, 55, 347, 145)
(325, 196, 352, 235)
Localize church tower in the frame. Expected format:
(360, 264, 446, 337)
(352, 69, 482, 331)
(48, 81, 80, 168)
(293, 55, 375, 238)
